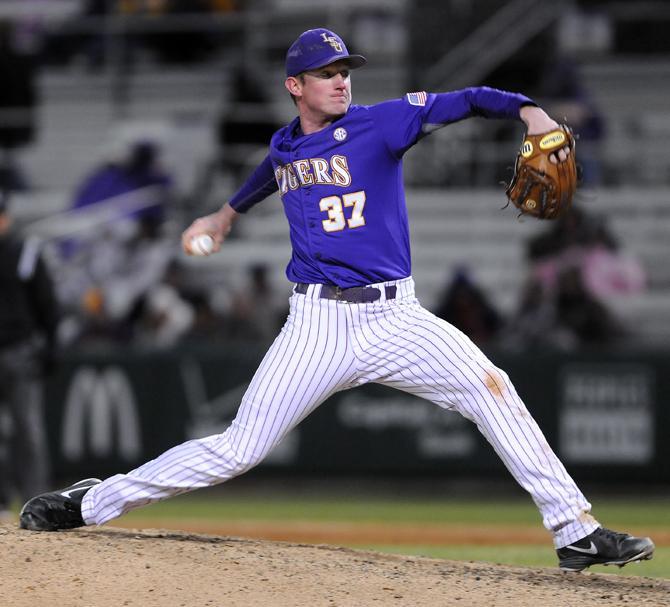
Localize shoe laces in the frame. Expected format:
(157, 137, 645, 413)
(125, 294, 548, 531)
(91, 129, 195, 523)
(593, 527, 628, 543)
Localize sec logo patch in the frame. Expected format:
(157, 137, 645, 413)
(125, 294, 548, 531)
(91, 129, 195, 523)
(333, 128, 347, 141)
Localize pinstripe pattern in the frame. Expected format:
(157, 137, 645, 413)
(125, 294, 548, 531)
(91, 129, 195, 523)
(81, 277, 598, 548)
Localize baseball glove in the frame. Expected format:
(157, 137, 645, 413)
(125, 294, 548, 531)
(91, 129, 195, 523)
(505, 124, 577, 219)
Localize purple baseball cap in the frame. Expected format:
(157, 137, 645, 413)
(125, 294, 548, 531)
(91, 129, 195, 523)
(285, 28, 367, 77)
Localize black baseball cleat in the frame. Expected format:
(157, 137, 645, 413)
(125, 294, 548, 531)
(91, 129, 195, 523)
(557, 527, 655, 572)
(19, 478, 101, 531)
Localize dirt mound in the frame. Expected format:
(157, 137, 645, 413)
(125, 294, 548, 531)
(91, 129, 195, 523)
(1, 523, 668, 607)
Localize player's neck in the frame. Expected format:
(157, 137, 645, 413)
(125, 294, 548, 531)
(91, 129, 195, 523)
(299, 110, 345, 135)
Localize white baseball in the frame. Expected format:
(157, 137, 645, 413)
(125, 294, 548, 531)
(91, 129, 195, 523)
(190, 234, 215, 256)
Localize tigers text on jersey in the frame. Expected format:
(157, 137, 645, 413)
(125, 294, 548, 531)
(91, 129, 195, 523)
(229, 86, 534, 287)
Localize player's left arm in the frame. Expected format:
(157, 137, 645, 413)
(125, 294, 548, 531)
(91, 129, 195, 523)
(370, 87, 540, 157)
(430, 89, 571, 162)
(426, 86, 534, 123)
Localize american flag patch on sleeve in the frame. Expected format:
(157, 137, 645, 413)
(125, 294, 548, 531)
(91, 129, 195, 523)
(406, 91, 427, 106)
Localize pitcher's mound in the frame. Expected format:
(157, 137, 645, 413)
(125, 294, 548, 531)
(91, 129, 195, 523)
(2, 524, 667, 606)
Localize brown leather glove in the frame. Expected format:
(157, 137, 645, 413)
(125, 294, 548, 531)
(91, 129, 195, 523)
(505, 125, 577, 219)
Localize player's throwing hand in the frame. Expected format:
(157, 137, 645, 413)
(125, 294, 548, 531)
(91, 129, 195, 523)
(181, 203, 239, 256)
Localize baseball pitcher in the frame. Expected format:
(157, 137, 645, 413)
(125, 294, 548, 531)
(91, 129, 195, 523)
(20, 28, 653, 573)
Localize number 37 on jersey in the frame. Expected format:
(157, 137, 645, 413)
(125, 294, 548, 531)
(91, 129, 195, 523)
(320, 190, 366, 233)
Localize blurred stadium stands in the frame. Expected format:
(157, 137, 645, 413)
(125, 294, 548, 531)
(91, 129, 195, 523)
(171, 187, 670, 344)
(3, 0, 669, 347)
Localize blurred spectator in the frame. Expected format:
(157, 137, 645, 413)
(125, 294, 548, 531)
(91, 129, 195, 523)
(529, 206, 646, 305)
(71, 139, 173, 226)
(0, 19, 38, 191)
(503, 268, 622, 351)
(133, 283, 195, 348)
(181, 290, 229, 344)
(504, 205, 644, 351)
(527, 205, 603, 260)
(58, 136, 174, 270)
(50, 134, 181, 347)
(536, 54, 606, 186)
(433, 268, 503, 346)
(501, 276, 559, 350)
(227, 264, 285, 342)
(133, 260, 195, 349)
(64, 214, 175, 346)
(553, 265, 622, 347)
(0, 191, 57, 511)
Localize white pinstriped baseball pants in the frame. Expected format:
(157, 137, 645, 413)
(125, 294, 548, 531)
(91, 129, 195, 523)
(81, 277, 598, 548)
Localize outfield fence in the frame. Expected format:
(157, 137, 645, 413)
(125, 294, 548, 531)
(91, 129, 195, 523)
(44, 345, 669, 484)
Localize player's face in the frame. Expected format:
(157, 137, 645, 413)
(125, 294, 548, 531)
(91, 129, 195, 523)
(290, 60, 352, 123)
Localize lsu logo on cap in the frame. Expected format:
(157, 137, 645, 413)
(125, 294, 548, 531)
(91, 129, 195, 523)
(521, 141, 533, 157)
(539, 131, 566, 150)
(321, 32, 343, 52)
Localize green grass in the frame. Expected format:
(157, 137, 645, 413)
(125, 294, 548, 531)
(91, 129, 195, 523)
(118, 492, 670, 529)
(109, 492, 670, 578)
(123, 495, 547, 523)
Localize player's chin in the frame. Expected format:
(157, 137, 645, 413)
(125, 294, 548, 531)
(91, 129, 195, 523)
(330, 96, 350, 109)
(327, 101, 349, 118)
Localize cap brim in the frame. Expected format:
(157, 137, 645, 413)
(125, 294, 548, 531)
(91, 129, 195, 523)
(301, 54, 367, 74)
(340, 55, 367, 70)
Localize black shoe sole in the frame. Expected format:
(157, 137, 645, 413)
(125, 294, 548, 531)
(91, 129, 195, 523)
(559, 546, 655, 572)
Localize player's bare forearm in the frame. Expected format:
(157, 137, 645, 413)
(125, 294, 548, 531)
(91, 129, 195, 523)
(182, 203, 240, 255)
(519, 105, 559, 134)
(519, 105, 571, 163)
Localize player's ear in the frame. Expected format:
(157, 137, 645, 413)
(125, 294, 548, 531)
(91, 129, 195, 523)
(285, 76, 302, 98)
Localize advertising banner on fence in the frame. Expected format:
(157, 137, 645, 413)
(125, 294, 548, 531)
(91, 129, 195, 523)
(44, 347, 670, 482)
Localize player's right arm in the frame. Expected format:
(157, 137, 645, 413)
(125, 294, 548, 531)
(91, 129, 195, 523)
(181, 203, 239, 255)
(182, 154, 278, 255)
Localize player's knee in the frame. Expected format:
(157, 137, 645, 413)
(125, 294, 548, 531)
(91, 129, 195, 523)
(229, 449, 263, 474)
(215, 439, 266, 475)
(207, 422, 273, 474)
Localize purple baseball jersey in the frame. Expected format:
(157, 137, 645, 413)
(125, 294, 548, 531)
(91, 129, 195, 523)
(229, 86, 533, 287)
